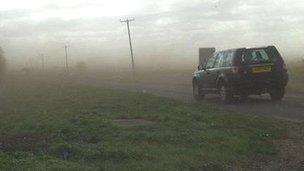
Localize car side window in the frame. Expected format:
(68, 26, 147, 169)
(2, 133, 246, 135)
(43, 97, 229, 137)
(228, 51, 235, 66)
(221, 51, 233, 67)
(220, 52, 227, 67)
(205, 55, 216, 69)
(214, 53, 222, 68)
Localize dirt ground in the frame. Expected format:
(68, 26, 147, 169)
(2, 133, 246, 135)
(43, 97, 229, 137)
(74, 70, 304, 123)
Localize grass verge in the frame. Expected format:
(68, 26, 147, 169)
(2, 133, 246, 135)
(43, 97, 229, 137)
(0, 73, 302, 170)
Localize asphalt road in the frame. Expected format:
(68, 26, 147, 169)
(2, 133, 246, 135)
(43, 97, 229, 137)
(78, 73, 304, 122)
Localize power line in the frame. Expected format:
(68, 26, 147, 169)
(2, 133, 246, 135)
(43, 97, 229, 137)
(120, 17, 135, 77)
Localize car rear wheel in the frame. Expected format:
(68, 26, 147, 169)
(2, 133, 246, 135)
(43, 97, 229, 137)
(270, 87, 285, 101)
(193, 80, 204, 101)
(219, 84, 233, 104)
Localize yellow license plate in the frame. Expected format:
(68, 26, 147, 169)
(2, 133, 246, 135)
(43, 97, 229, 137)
(253, 66, 272, 73)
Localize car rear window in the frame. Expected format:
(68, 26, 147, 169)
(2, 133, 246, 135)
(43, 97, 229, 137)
(243, 49, 272, 65)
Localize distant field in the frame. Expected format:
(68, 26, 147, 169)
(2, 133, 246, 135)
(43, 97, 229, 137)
(0, 73, 304, 170)
(85, 63, 304, 94)
(287, 62, 304, 93)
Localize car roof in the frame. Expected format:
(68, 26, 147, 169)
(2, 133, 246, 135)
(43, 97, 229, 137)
(245, 46, 273, 50)
(217, 45, 275, 53)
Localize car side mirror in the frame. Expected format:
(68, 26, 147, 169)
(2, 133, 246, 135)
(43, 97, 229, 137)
(198, 65, 205, 71)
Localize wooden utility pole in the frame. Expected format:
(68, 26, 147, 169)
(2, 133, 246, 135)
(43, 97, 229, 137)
(120, 18, 135, 77)
(65, 45, 69, 73)
(41, 54, 45, 71)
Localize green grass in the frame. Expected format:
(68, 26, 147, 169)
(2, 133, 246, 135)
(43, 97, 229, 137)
(0, 74, 292, 170)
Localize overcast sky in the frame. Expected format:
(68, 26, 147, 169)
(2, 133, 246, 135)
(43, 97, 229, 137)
(1, 0, 304, 69)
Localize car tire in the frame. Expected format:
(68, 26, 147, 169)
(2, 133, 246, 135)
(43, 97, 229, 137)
(270, 86, 285, 101)
(193, 80, 204, 101)
(219, 84, 233, 104)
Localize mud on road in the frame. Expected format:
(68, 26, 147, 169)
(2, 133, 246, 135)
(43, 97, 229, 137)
(77, 70, 304, 122)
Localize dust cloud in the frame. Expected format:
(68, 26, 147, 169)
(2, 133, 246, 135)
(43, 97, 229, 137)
(0, 47, 5, 83)
(1, 0, 304, 72)
(0, 0, 303, 88)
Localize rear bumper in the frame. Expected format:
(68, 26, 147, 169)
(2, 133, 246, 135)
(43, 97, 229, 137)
(232, 81, 274, 95)
(231, 73, 288, 95)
